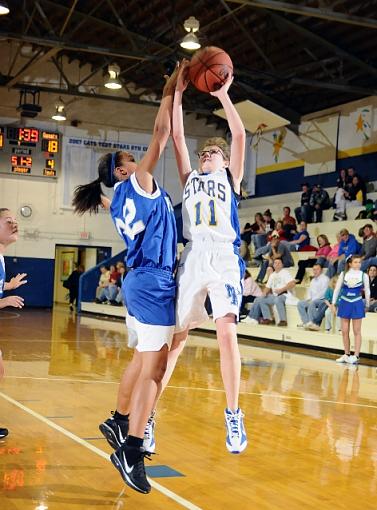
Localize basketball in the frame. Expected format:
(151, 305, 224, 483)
(189, 46, 233, 93)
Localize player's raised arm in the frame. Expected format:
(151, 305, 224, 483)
(210, 75, 246, 193)
(172, 59, 192, 187)
(135, 65, 179, 193)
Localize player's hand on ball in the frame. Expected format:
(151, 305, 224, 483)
(163, 62, 180, 96)
(176, 59, 190, 93)
(210, 73, 233, 98)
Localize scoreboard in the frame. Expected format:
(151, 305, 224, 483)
(0, 127, 60, 178)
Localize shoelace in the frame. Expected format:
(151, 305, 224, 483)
(134, 451, 154, 478)
(227, 413, 241, 438)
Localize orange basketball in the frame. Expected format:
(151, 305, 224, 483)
(189, 46, 233, 93)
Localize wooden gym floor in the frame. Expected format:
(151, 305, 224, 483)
(0, 307, 376, 510)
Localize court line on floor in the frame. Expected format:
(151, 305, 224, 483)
(0, 390, 203, 510)
(5, 375, 377, 410)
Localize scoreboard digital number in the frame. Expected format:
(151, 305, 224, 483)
(0, 127, 60, 178)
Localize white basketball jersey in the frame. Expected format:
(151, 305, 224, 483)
(182, 169, 241, 246)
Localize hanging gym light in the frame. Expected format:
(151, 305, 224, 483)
(0, 1, 10, 15)
(104, 64, 122, 90)
(180, 16, 201, 51)
(52, 104, 66, 121)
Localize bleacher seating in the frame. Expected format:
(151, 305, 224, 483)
(80, 183, 377, 361)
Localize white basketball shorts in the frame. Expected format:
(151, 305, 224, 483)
(175, 240, 245, 332)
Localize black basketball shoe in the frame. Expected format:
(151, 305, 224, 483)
(0, 428, 8, 439)
(99, 414, 128, 450)
(110, 445, 152, 494)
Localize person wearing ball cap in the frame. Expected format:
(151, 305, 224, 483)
(72, 67, 179, 495)
(149, 57, 248, 454)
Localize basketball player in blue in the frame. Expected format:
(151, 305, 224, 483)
(157, 60, 247, 453)
(72, 68, 178, 494)
(0, 208, 27, 439)
(331, 254, 370, 364)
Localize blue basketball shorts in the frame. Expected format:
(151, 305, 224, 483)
(122, 267, 176, 352)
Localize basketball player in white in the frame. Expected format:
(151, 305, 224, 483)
(158, 59, 247, 453)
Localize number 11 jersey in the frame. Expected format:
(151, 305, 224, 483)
(182, 169, 241, 247)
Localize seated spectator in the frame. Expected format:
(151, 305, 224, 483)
(359, 224, 377, 272)
(250, 213, 267, 250)
(240, 270, 263, 317)
(297, 263, 329, 330)
(240, 222, 253, 261)
(336, 168, 347, 190)
(284, 221, 312, 252)
(333, 187, 347, 221)
(347, 175, 367, 206)
(281, 206, 297, 240)
(367, 265, 377, 312)
(110, 265, 127, 305)
(244, 258, 296, 326)
(327, 229, 360, 277)
(269, 221, 287, 241)
(263, 209, 276, 234)
(346, 167, 367, 200)
(294, 234, 331, 283)
(95, 265, 110, 300)
(321, 276, 341, 332)
(355, 199, 376, 220)
(255, 233, 294, 283)
(309, 184, 331, 223)
(295, 183, 312, 223)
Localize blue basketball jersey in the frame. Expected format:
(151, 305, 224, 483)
(0, 255, 5, 299)
(110, 173, 177, 272)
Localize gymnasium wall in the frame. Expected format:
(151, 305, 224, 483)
(253, 96, 377, 197)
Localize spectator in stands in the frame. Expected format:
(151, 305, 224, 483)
(250, 213, 267, 250)
(327, 229, 360, 277)
(336, 168, 347, 190)
(297, 263, 329, 330)
(284, 221, 311, 252)
(359, 224, 377, 271)
(294, 234, 331, 283)
(295, 183, 312, 223)
(95, 265, 110, 300)
(348, 175, 367, 206)
(240, 222, 253, 261)
(270, 221, 287, 241)
(245, 258, 296, 326)
(239, 270, 263, 317)
(367, 265, 377, 312)
(281, 206, 296, 240)
(313, 276, 340, 333)
(64, 263, 85, 311)
(263, 209, 275, 234)
(110, 265, 127, 306)
(323, 232, 341, 269)
(255, 233, 294, 283)
(333, 187, 347, 221)
(309, 184, 331, 223)
(346, 168, 367, 196)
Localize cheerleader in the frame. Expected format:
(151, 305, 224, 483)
(331, 254, 370, 364)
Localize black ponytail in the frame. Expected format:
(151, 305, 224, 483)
(72, 152, 123, 215)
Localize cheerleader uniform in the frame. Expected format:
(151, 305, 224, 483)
(332, 269, 370, 319)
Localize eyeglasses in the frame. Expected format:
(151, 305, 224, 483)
(197, 148, 225, 159)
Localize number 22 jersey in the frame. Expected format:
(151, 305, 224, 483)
(110, 173, 177, 272)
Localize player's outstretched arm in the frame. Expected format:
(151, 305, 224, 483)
(135, 65, 179, 194)
(0, 296, 24, 309)
(210, 75, 246, 193)
(172, 59, 192, 187)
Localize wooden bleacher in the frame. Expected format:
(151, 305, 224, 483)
(80, 185, 377, 362)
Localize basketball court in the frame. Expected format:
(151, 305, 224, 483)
(1, 307, 376, 510)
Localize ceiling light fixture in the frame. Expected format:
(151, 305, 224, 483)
(180, 16, 201, 51)
(104, 64, 122, 90)
(0, 1, 10, 15)
(52, 104, 66, 121)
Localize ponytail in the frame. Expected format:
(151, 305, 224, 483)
(72, 151, 125, 215)
(72, 178, 104, 215)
